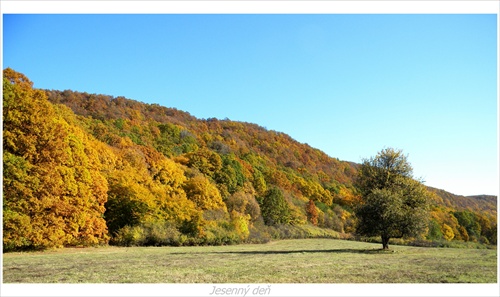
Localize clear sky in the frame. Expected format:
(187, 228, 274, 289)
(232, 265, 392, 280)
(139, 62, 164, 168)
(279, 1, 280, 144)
(2, 13, 498, 196)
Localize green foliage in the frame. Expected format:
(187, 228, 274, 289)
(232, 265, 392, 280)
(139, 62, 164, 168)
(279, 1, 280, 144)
(179, 212, 205, 238)
(111, 225, 146, 246)
(184, 148, 222, 178)
(426, 219, 444, 241)
(246, 224, 272, 244)
(252, 169, 267, 197)
(201, 220, 241, 245)
(356, 148, 414, 197)
(317, 207, 344, 233)
(214, 154, 247, 196)
(452, 211, 483, 242)
(154, 123, 199, 157)
(3, 209, 33, 251)
(260, 187, 291, 226)
(104, 183, 150, 235)
(111, 221, 188, 247)
(355, 148, 430, 249)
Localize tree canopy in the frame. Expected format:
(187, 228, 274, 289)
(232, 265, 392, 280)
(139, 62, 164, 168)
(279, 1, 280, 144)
(355, 148, 430, 249)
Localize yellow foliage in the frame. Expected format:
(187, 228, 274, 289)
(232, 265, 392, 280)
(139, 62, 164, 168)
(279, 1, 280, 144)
(430, 209, 462, 240)
(3, 70, 111, 249)
(340, 209, 351, 222)
(7, 68, 495, 249)
(230, 210, 251, 240)
(289, 203, 307, 225)
(184, 175, 226, 211)
(297, 178, 332, 205)
(337, 186, 359, 206)
(106, 147, 200, 230)
(442, 224, 455, 241)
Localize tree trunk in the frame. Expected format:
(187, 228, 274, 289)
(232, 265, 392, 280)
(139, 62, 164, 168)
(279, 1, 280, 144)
(381, 235, 390, 250)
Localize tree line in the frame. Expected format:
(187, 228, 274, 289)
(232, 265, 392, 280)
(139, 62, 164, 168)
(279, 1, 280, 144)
(3, 69, 496, 251)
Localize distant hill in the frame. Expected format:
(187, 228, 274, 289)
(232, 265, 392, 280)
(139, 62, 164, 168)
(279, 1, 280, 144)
(465, 195, 497, 212)
(3, 68, 497, 251)
(428, 188, 497, 213)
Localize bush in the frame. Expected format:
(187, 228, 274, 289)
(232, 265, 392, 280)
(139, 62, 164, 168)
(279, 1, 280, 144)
(111, 225, 146, 246)
(426, 219, 444, 241)
(306, 200, 318, 226)
(318, 209, 344, 233)
(226, 191, 261, 221)
(230, 211, 251, 241)
(111, 222, 185, 247)
(201, 221, 241, 245)
(142, 222, 184, 246)
(246, 225, 272, 244)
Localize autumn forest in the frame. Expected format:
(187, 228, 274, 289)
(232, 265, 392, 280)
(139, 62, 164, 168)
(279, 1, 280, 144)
(2, 68, 497, 251)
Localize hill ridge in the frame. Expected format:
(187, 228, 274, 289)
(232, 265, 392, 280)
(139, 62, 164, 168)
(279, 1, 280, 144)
(3, 68, 497, 251)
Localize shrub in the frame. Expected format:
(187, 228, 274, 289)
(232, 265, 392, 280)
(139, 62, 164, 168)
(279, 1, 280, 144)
(112, 225, 146, 246)
(226, 192, 248, 213)
(202, 221, 241, 245)
(306, 200, 318, 226)
(230, 210, 251, 241)
(246, 225, 272, 244)
(226, 191, 261, 222)
(142, 222, 184, 246)
(426, 219, 444, 241)
(111, 222, 186, 247)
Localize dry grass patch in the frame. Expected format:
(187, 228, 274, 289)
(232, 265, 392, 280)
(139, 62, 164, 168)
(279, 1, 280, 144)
(3, 239, 496, 283)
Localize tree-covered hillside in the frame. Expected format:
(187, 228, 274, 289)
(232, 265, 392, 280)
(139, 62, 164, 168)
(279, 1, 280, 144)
(3, 69, 497, 251)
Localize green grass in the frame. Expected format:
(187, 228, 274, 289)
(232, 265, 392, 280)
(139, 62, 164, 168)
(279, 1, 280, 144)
(2, 239, 497, 283)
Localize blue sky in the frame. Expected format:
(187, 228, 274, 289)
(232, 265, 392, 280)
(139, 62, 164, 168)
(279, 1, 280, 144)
(3, 14, 498, 196)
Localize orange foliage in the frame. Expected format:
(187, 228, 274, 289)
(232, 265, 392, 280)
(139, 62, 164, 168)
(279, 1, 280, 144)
(3, 68, 496, 249)
(306, 200, 319, 226)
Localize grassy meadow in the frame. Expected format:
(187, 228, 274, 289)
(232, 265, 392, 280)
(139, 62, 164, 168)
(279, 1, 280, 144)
(2, 238, 497, 283)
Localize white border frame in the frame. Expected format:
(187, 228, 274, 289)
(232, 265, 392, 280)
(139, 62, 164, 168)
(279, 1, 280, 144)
(1, 1, 499, 297)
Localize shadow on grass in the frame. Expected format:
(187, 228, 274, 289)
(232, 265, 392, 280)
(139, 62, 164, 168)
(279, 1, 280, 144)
(171, 248, 394, 255)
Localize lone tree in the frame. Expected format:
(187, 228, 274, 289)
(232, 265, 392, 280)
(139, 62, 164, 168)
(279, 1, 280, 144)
(355, 148, 430, 249)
